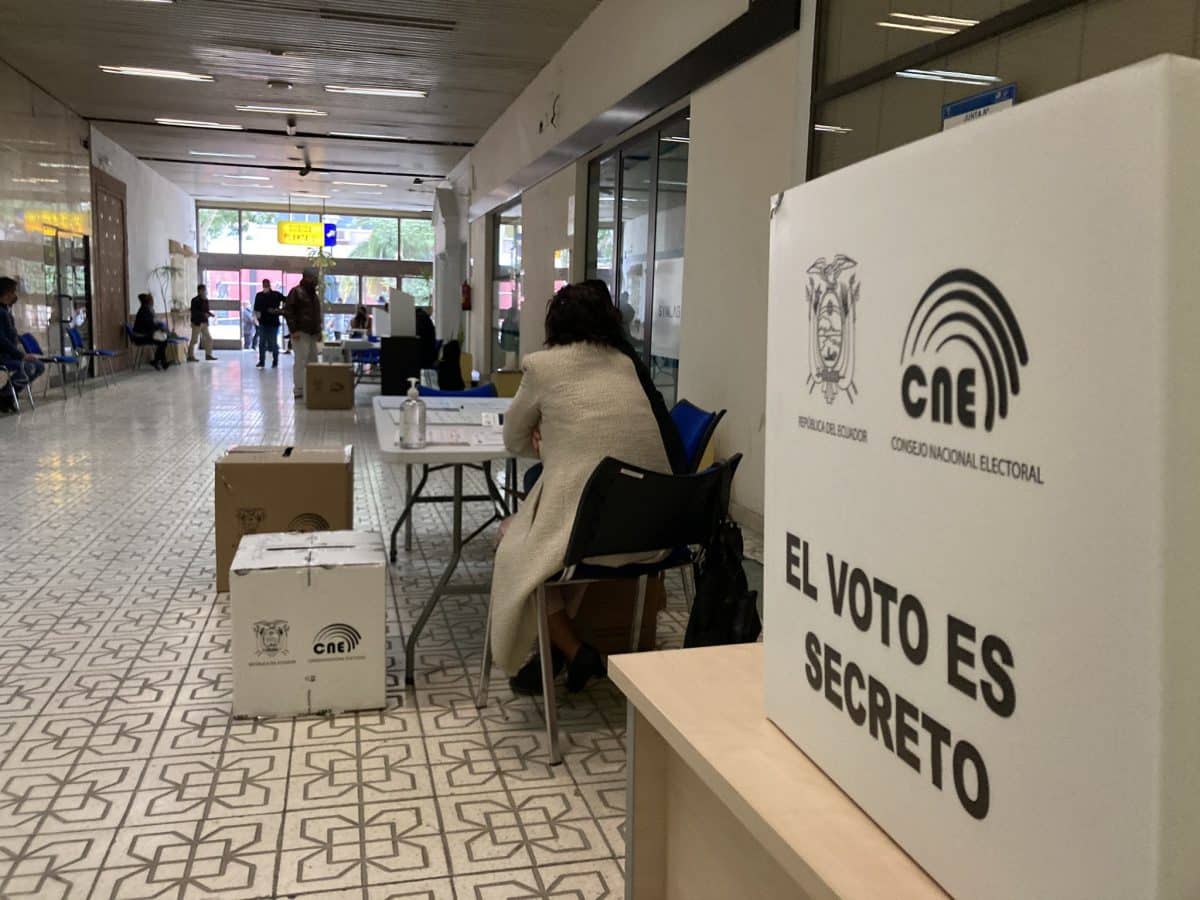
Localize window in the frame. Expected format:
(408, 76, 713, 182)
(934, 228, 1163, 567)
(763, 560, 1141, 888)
(326, 215, 398, 260)
(240, 210, 321, 256)
(401, 218, 435, 261)
(199, 208, 241, 253)
(585, 110, 691, 402)
(491, 201, 523, 370)
(402, 275, 432, 308)
(363, 276, 397, 305)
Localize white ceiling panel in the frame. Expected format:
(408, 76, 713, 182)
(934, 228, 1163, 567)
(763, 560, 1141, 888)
(0, 0, 600, 209)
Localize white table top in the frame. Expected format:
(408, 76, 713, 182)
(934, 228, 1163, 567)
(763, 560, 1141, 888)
(373, 395, 515, 464)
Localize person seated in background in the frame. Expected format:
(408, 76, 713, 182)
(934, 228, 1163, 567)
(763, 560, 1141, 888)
(131, 293, 171, 370)
(436, 340, 466, 391)
(415, 306, 437, 370)
(489, 281, 686, 697)
(350, 304, 371, 334)
(0, 276, 46, 411)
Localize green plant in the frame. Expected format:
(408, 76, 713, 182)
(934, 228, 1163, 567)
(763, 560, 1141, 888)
(151, 263, 184, 331)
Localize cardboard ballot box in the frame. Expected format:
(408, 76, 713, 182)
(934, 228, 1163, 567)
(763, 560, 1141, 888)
(230, 530, 386, 718)
(305, 362, 355, 410)
(214, 445, 354, 592)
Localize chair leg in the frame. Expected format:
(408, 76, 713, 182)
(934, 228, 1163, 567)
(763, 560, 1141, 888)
(475, 595, 495, 709)
(535, 586, 562, 766)
(629, 575, 648, 653)
(681, 564, 697, 613)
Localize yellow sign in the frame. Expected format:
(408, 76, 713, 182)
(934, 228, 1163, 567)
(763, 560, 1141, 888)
(23, 210, 90, 235)
(277, 221, 325, 246)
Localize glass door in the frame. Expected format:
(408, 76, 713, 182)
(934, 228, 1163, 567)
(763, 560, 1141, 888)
(585, 110, 691, 404)
(491, 201, 523, 371)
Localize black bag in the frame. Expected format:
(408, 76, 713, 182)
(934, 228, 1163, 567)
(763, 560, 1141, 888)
(683, 518, 761, 647)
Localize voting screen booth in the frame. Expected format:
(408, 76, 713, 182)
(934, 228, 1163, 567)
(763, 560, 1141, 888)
(764, 56, 1200, 899)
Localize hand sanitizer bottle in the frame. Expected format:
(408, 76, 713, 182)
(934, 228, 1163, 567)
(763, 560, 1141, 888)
(401, 377, 427, 449)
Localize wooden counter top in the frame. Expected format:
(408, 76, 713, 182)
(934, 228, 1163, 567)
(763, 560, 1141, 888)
(609, 643, 948, 900)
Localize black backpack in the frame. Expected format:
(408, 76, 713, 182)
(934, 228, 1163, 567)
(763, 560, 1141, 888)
(684, 518, 761, 647)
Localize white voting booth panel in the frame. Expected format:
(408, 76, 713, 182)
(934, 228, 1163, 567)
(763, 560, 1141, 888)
(231, 530, 386, 718)
(764, 56, 1200, 900)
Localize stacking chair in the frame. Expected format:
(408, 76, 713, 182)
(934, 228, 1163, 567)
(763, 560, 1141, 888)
(476, 452, 742, 764)
(67, 327, 118, 387)
(19, 333, 81, 400)
(1, 363, 34, 412)
(670, 399, 727, 473)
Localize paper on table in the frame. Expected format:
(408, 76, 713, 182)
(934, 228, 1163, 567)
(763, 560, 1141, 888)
(426, 426, 471, 445)
(470, 429, 506, 447)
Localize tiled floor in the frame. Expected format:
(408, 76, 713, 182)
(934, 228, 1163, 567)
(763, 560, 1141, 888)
(0, 355, 759, 900)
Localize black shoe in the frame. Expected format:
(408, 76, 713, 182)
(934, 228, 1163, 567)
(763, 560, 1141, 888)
(205, 355, 218, 361)
(272, 360, 278, 368)
(566, 644, 606, 693)
(255, 362, 265, 368)
(509, 648, 566, 696)
(151, 360, 162, 371)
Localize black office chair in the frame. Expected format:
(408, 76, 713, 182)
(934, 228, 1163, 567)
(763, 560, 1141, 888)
(476, 452, 742, 764)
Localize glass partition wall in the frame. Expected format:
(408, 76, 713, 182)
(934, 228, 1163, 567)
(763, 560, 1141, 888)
(491, 201, 523, 371)
(197, 206, 433, 347)
(586, 111, 690, 405)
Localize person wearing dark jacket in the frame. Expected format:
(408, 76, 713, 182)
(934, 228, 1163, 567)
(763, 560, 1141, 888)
(186, 284, 217, 362)
(131, 292, 171, 370)
(283, 267, 322, 399)
(0, 276, 44, 411)
(437, 340, 466, 391)
(253, 278, 285, 369)
(415, 306, 437, 370)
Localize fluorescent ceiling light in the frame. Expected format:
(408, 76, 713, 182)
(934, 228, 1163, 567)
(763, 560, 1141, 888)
(896, 68, 1002, 85)
(814, 124, 854, 134)
(876, 21, 959, 35)
(119, 0, 174, 4)
(292, 192, 331, 199)
(329, 131, 407, 140)
(190, 150, 256, 159)
(222, 174, 270, 181)
(39, 162, 89, 170)
(354, 191, 384, 196)
(99, 65, 212, 82)
(890, 12, 978, 27)
(661, 136, 690, 143)
(13, 177, 59, 184)
(332, 180, 387, 187)
(235, 104, 326, 116)
(325, 85, 426, 98)
(157, 118, 242, 130)
(223, 183, 272, 189)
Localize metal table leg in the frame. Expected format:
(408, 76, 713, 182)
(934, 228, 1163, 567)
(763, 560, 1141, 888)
(405, 464, 414, 551)
(389, 465, 430, 563)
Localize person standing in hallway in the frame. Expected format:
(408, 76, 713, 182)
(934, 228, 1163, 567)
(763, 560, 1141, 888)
(0, 277, 44, 411)
(284, 267, 322, 398)
(187, 284, 217, 362)
(253, 278, 285, 369)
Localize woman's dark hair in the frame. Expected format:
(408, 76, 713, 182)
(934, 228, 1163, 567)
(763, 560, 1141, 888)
(442, 339, 461, 360)
(0, 276, 17, 297)
(544, 280, 630, 350)
(137, 292, 153, 306)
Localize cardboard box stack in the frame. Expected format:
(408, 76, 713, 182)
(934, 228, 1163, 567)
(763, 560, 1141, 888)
(230, 530, 385, 717)
(214, 445, 354, 592)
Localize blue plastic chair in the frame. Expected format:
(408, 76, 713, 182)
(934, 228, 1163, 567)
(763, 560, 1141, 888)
(67, 327, 118, 387)
(19, 333, 81, 400)
(669, 399, 727, 474)
(417, 383, 498, 398)
(1, 361, 35, 412)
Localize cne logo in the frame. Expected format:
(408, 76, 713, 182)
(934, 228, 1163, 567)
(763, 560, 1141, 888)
(288, 513, 330, 533)
(313, 623, 361, 655)
(900, 269, 1029, 432)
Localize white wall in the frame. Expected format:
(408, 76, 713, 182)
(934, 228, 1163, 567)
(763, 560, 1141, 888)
(677, 19, 816, 527)
(90, 127, 196, 312)
(448, 0, 744, 208)
(518, 166, 576, 356)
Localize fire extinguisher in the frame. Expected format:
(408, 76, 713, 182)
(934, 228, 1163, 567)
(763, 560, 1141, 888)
(461, 280, 472, 311)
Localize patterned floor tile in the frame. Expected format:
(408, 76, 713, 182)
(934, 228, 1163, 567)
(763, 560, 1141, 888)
(0, 357, 764, 897)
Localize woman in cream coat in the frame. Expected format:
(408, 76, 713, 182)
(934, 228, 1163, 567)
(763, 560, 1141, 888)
(491, 281, 684, 693)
